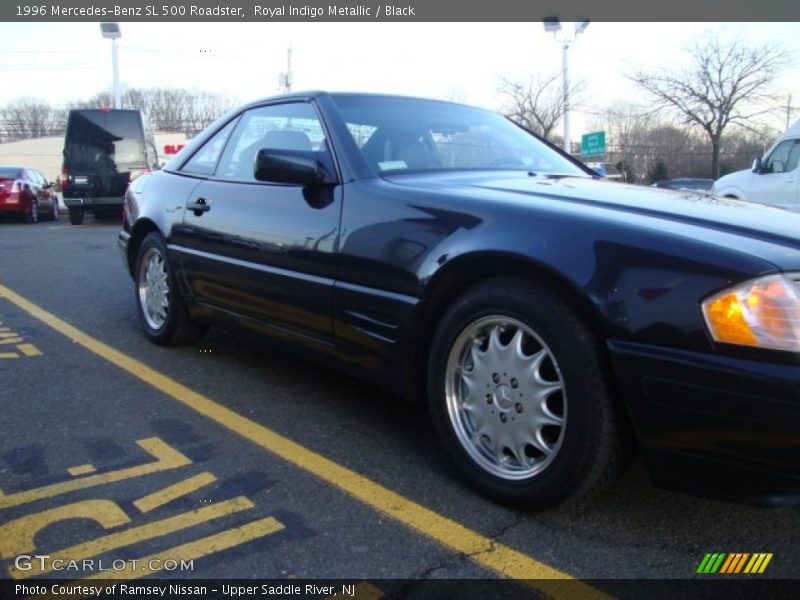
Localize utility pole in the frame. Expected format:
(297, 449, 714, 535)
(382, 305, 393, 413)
(785, 94, 793, 130)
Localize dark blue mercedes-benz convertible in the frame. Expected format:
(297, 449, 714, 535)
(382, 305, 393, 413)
(119, 92, 800, 509)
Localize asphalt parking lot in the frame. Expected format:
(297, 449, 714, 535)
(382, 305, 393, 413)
(1, 218, 799, 597)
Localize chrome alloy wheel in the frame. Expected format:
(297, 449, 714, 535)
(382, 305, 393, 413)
(444, 316, 567, 481)
(137, 247, 170, 331)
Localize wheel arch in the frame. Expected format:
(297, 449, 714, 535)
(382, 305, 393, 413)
(409, 252, 609, 402)
(126, 218, 161, 276)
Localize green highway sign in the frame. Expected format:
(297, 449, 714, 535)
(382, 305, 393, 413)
(581, 131, 606, 157)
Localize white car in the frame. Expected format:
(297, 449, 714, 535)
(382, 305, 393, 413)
(712, 119, 800, 211)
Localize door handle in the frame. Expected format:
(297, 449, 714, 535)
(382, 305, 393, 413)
(187, 197, 210, 216)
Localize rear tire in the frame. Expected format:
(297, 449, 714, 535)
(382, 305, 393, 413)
(68, 207, 84, 225)
(50, 200, 59, 221)
(134, 232, 208, 346)
(427, 277, 624, 509)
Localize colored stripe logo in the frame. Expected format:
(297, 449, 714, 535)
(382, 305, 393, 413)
(696, 553, 773, 574)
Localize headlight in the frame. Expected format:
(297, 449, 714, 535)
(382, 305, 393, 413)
(702, 274, 800, 352)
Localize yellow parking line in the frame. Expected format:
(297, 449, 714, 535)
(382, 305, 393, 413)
(67, 464, 97, 476)
(0, 352, 19, 359)
(0, 283, 607, 599)
(10, 496, 255, 578)
(17, 343, 42, 357)
(134, 472, 217, 514)
(83, 515, 285, 580)
(0, 437, 191, 509)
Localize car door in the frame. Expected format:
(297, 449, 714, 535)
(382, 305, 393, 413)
(32, 170, 55, 212)
(25, 170, 45, 211)
(174, 101, 341, 343)
(749, 139, 800, 210)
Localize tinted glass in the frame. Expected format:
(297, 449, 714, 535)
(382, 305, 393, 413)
(216, 103, 327, 181)
(0, 167, 22, 179)
(332, 95, 586, 176)
(181, 119, 237, 176)
(65, 110, 146, 170)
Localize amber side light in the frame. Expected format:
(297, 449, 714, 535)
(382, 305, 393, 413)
(705, 292, 758, 346)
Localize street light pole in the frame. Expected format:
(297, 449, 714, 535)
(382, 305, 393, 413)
(543, 18, 589, 155)
(100, 23, 122, 109)
(111, 37, 120, 109)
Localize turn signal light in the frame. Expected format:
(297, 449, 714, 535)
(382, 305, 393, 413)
(702, 274, 800, 352)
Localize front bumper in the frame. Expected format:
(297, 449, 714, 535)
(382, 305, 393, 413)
(609, 340, 800, 505)
(118, 231, 131, 275)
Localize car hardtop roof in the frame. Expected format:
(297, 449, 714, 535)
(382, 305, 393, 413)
(784, 118, 800, 137)
(241, 91, 482, 111)
(68, 108, 142, 113)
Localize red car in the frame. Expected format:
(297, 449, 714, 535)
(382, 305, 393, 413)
(0, 165, 59, 223)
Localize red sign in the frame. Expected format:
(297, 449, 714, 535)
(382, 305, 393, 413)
(163, 144, 186, 155)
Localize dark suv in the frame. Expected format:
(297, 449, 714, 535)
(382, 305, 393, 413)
(61, 108, 157, 225)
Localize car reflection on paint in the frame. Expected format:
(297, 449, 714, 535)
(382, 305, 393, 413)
(119, 92, 800, 509)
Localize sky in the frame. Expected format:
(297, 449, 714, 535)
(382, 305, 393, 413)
(1, 22, 799, 141)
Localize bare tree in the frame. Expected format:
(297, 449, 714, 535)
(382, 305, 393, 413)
(630, 37, 787, 178)
(0, 97, 60, 141)
(597, 101, 654, 179)
(186, 90, 237, 134)
(498, 74, 585, 141)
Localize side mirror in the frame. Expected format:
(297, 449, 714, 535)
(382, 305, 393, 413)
(751, 157, 762, 173)
(254, 148, 334, 186)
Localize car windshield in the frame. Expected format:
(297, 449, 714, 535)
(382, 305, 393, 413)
(0, 167, 22, 179)
(332, 95, 587, 177)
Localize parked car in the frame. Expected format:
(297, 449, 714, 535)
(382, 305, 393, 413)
(586, 162, 624, 181)
(61, 108, 158, 225)
(712, 119, 800, 211)
(119, 92, 800, 509)
(0, 165, 59, 222)
(651, 177, 713, 192)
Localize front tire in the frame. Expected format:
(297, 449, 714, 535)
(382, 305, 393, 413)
(427, 277, 623, 509)
(25, 199, 38, 223)
(134, 232, 208, 346)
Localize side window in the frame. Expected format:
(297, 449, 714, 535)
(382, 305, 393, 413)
(764, 140, 794, 174)
(216, 103, 327, 181)
(180, 119, 238, 176)
(785, 140, 800, 173)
